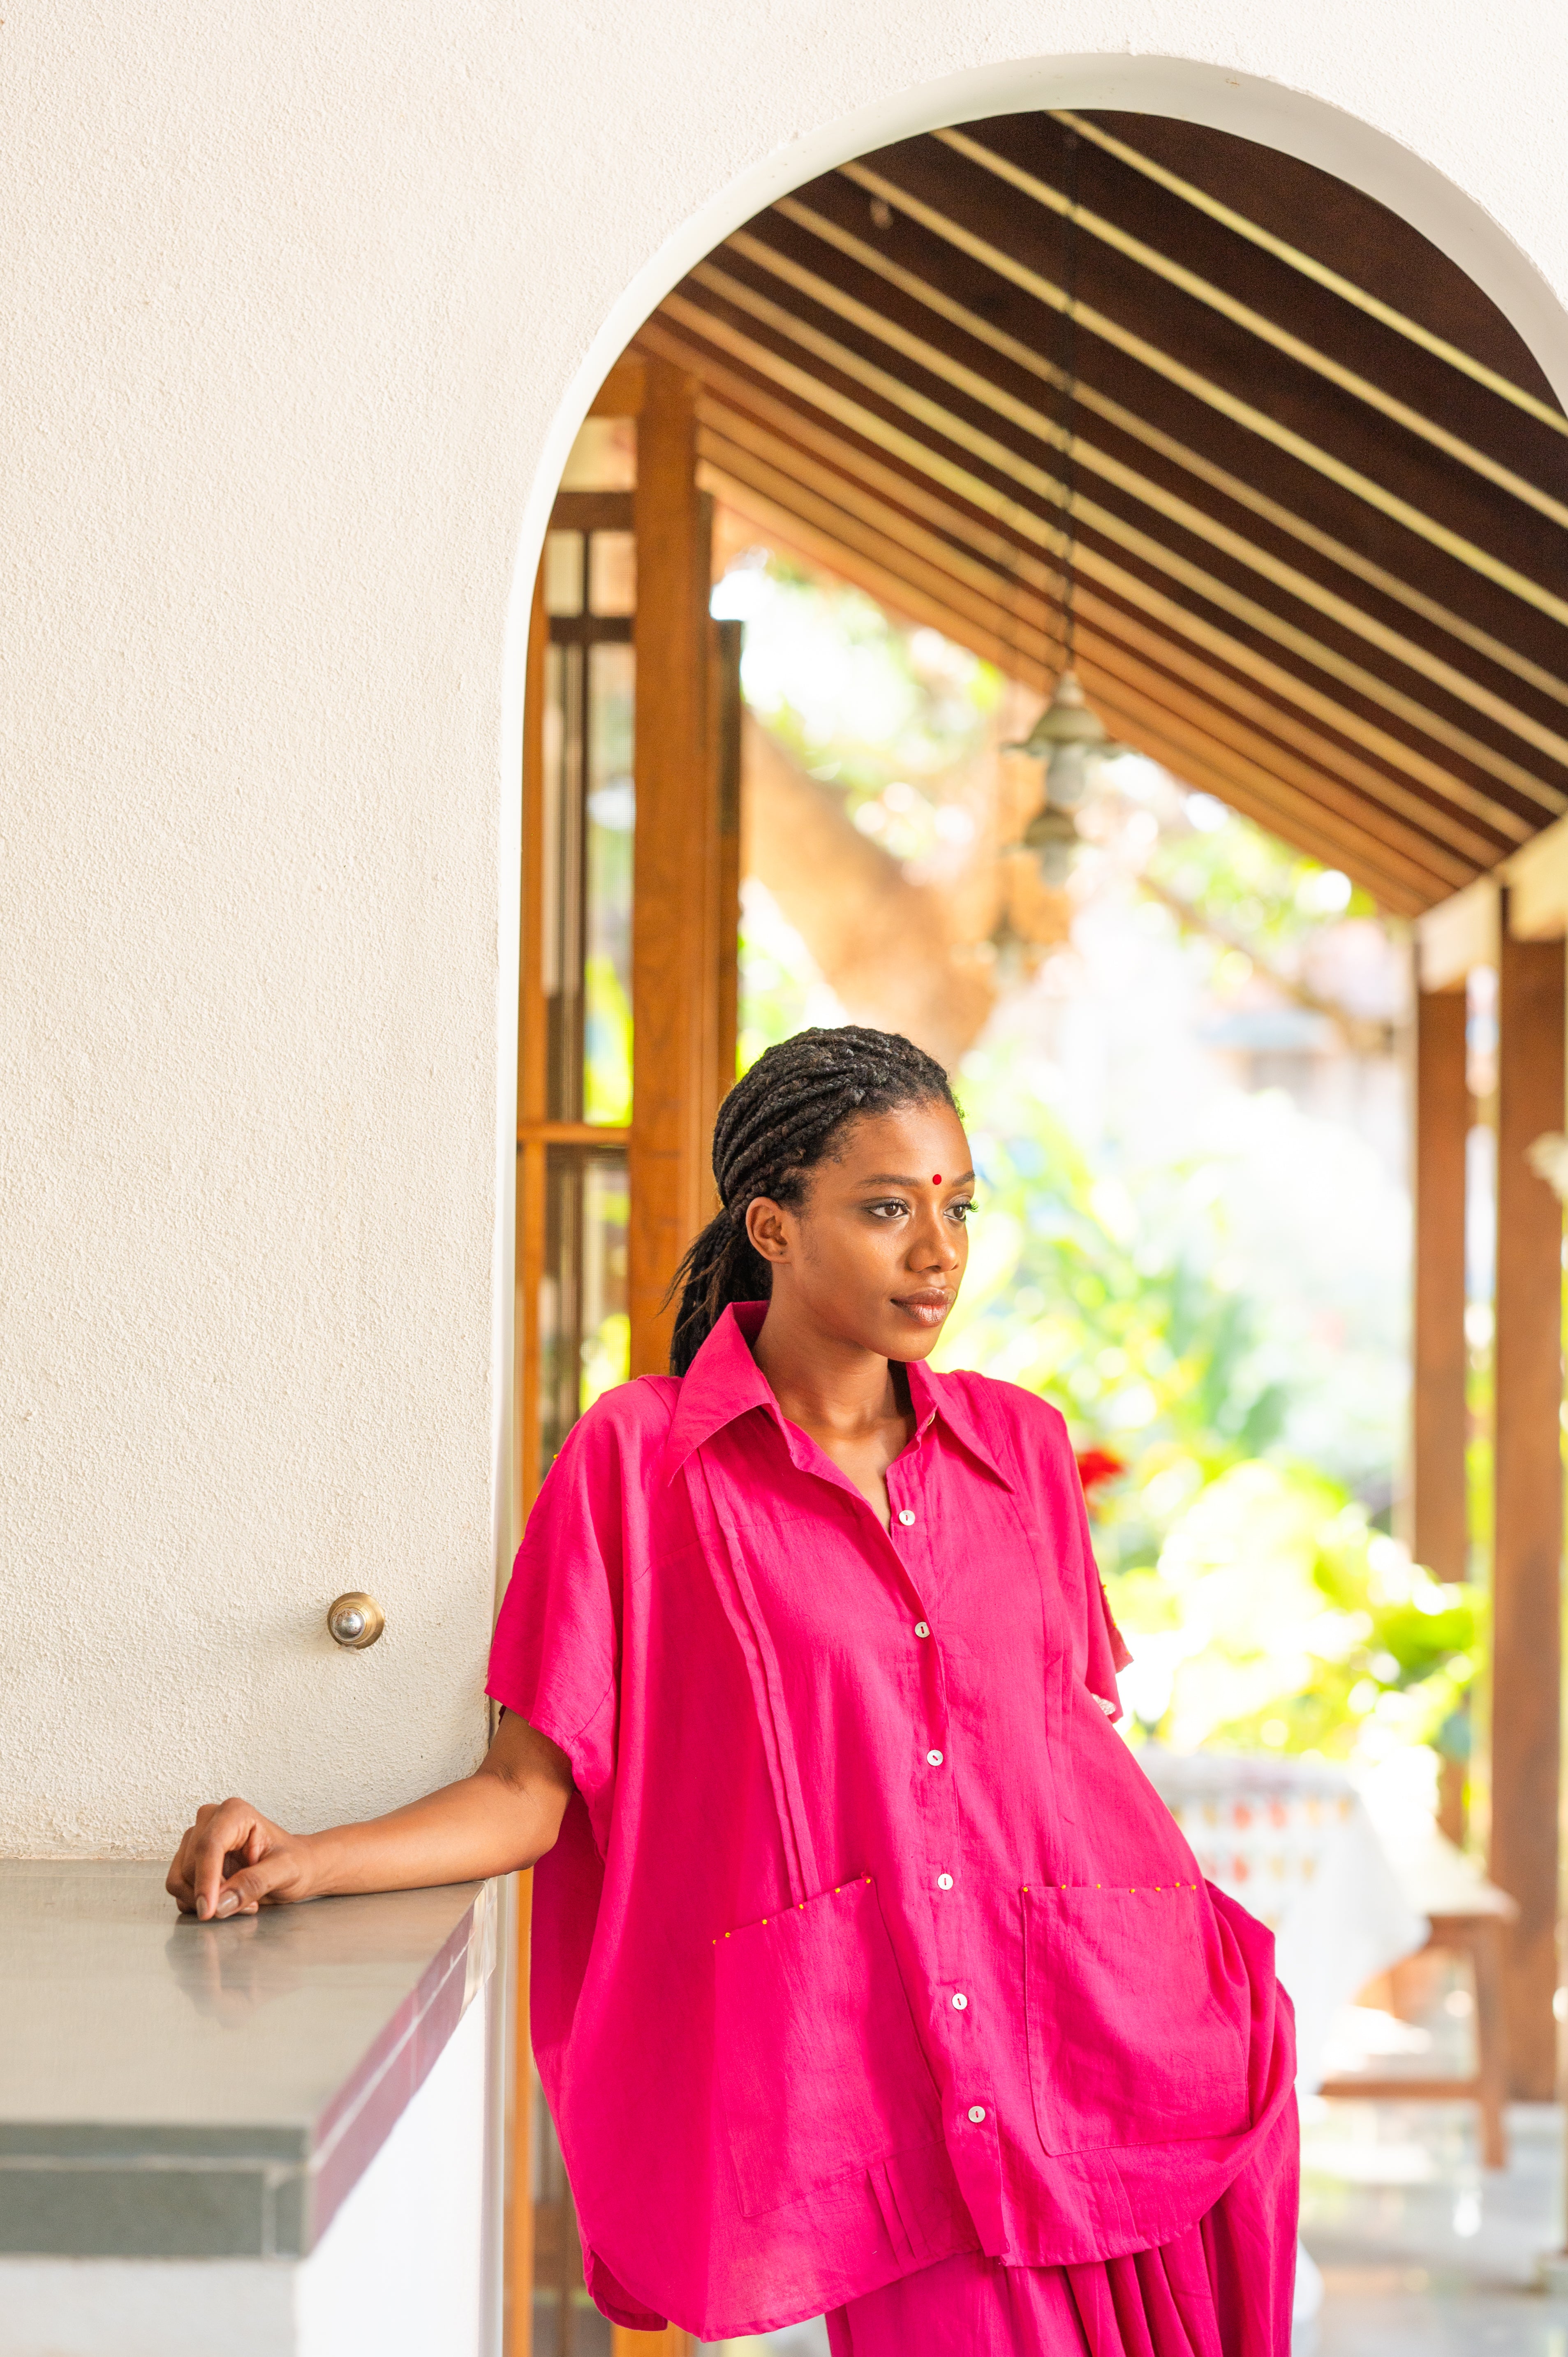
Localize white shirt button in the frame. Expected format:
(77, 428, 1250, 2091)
(968, 2105, 987, 2124)
(914, 1621, 930, 1639)
(897, 1509, 916, 1527)
(951, 1992, 968, 2010)
(936, 1873, 954, 1890)
(926, 1749, 944, 1766)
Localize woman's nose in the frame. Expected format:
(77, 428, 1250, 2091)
(913, 1214, 960, 1270)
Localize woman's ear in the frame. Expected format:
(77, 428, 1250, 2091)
(746, 1196, 791, 1265)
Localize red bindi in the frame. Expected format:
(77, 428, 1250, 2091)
(932, 1173, 942, 1184)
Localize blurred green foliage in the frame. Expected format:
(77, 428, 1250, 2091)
(727, 554, 1455, 1772)
(936, 1057, 1479, 1764)
(734, 558, 1000, 807)
(1144, 791, 1377, 958)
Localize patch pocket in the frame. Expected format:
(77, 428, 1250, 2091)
(1023, 1882, 1250, 2155)
(713, 1874, 943, 2217)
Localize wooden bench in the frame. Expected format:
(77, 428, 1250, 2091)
(1317, 1830, 1517, 2169)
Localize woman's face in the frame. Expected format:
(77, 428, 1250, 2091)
(746, 1099, 974, 1362)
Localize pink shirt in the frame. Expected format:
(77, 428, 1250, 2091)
(487, 1304, 1295, 2342)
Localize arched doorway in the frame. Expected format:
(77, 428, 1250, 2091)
(502, 79, 1568, 2357)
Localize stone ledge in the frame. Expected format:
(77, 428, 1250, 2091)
(0, 1861, 496, 2258)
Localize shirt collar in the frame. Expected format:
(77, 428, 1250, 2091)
(905, 1354, 1017, 1490)
(661, 1302, 781, 1479)
(662, 1301, 1016, 1491)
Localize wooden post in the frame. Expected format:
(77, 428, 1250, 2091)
(1412, 986, 1471, 1584)
(1490, 897, 1566, 2100)
(629, 358, 718, 1374)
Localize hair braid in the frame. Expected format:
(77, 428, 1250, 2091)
(666, 1026, 957, 1374)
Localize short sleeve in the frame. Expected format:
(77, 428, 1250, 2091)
(487, 1408, 626, 1848)
(1041, 1404, 1133, 1719)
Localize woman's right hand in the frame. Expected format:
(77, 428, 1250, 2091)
(165, 1717, 576, 1918)
(166, 1798, 317, 1920)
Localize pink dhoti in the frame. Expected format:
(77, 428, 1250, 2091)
(826, 2097, 1300, 2357)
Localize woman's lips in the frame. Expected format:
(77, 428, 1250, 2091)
(896, 1292, 952, 1325)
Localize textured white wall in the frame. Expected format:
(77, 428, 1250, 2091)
(5, 0, 1568, 1852)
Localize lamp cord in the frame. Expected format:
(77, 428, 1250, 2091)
(1059, 125, 1081, 673)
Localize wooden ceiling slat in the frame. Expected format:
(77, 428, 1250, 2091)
(770, 194, 1568, 734)
(808, 167, 1568, 683)
(1051, 109, 1568, 442)
(935, 126, 1568, 535)
(650, 109, 1568, 909)
(702, 435, 1466, 895)
(648, 310, 1520, 862)
(700, 427, 1054, 655)
(646, 315, 1510, 870)
(705, 456, 1432, 911)
(739, 219, 1568, 784)
(699, 412, 1475, 887)
(841, 155, 1568, 634)
(680, 272, 1548, 832)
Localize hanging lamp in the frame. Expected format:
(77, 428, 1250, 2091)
(1004, 125, 1120, 885)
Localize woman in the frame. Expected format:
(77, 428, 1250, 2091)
(169, 1027, 1297, 2355)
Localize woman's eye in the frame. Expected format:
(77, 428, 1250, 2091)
(869, 1199, 909, 1219)
(948, 1199, 975, 1221)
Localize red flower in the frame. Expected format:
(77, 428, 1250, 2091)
(1075, 1447, 1127, 1497)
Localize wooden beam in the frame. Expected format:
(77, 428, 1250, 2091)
(1051, 110, 1568, 442)
(1413, 989, 1471, 1582)
(1418, 878, 1501, 992)
(931, 129, 1568, 536)
(899, 135, 1568, 630)
(671, 278, 1543, 839)
(1490, 904, 1566, 2097)
(699, 441, 1460, 903)
(698, 250, 1566, 820)
(696, 418, 1463, 892)
(758, 201, 1568, 779)
(1507, 812, 1568, 942)
(798, 165, 1568, 722)
(629, 358, 717, 1374)
(657, 319, 1506, 869)
(703, 458, 1430, 909)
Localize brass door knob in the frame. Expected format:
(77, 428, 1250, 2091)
(326, 1592, 385, 1649)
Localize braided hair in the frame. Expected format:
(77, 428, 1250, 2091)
(667, 1025, 957, 1375)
